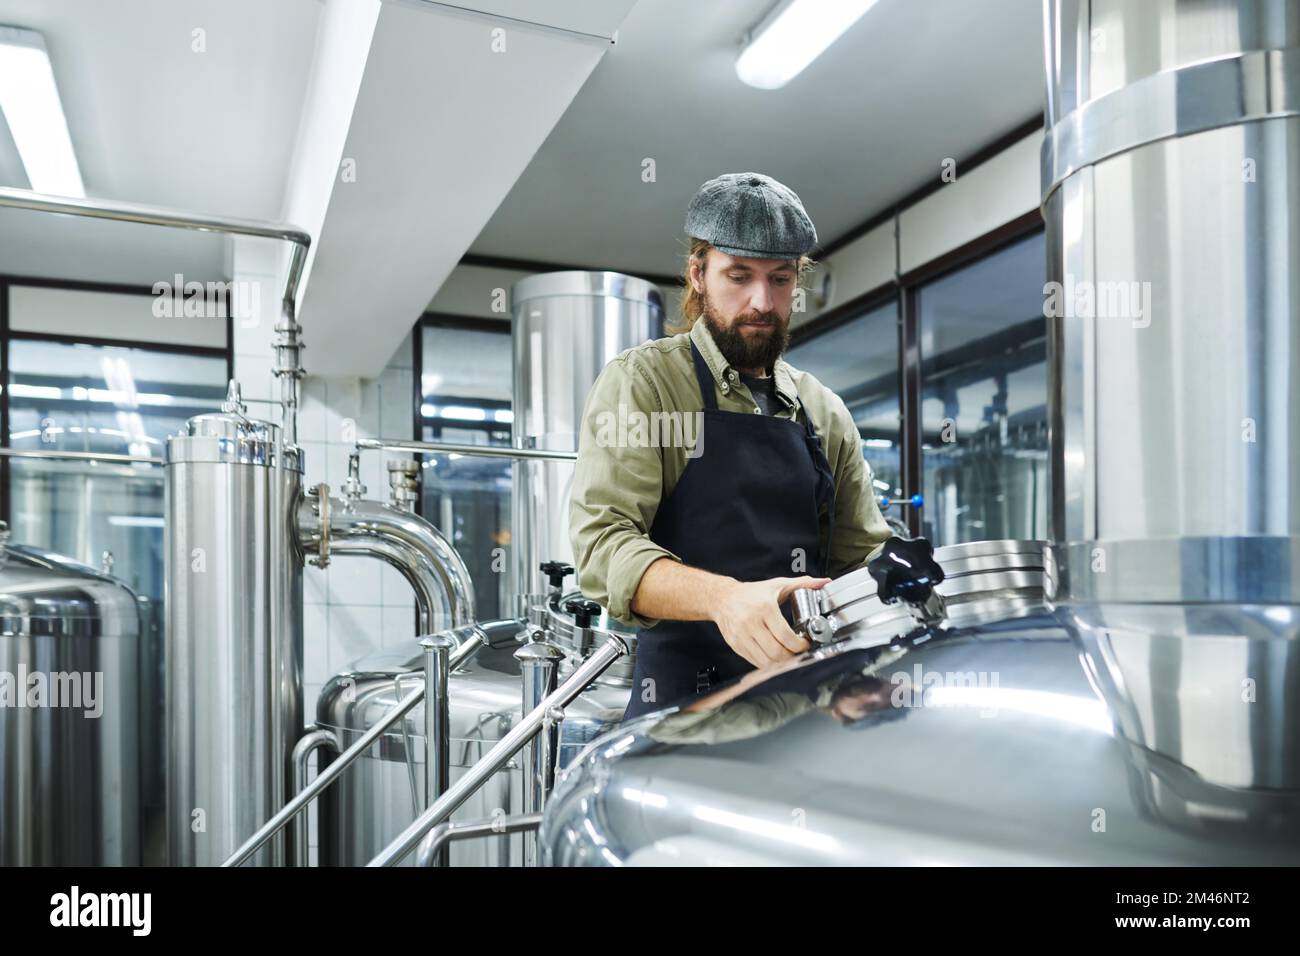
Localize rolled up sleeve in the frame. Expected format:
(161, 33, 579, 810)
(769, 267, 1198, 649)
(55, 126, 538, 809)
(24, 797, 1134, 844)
(569, 356, 679, 628)
(825, 395, 893, 577)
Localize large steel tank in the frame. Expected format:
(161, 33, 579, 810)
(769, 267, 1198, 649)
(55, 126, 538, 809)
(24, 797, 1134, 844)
(317, 619, 628, 866)
(542, 540, 1300, 864)
(1041, 0, 1300, 790)
(164, 390, 303, 865)
(510, 272, 663, 604)
(0, 530, 143, 865)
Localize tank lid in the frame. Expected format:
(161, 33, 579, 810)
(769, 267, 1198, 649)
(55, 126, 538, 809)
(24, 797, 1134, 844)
(511, 270, 664, 310)
(165, 381, 285, 467)
(0, 543, 142, 633)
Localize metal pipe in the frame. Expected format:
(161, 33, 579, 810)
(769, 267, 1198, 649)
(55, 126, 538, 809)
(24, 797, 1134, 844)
(539, 706, 566, 811)
(421, 633, 456, 867)
(0, 186, 312, 444)
(297, 495, 476, 631)
(222, 626, 486, 867)
(0, 448, 162, 464)
(291, 727, 339, 867)
(414, 813, 544, 868)
(367, 635, 628, 867)
(0, 187, 310, 309)
(515, 640, 564, 866)
(355, 438, 577, 462)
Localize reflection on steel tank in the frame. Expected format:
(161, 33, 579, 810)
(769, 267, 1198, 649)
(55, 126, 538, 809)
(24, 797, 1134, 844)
(0, 523, 144, 865)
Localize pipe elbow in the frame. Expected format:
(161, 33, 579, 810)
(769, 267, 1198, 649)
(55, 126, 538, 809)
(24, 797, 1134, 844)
(297, 494, 476, 630)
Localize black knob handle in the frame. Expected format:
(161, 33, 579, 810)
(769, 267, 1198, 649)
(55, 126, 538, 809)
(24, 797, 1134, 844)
(564, 599, 601, 629)
(867, 536, 945, 607)
(539, 561, 573, 589)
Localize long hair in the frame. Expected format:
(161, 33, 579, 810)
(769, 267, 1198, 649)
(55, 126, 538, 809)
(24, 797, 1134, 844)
(669, 237, 817, 333)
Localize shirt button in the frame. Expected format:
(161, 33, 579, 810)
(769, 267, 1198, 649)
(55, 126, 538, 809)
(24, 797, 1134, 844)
(720, 383, 729, 393)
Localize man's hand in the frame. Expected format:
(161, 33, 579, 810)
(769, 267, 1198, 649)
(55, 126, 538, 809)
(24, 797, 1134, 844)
(711, 576, 831, 668)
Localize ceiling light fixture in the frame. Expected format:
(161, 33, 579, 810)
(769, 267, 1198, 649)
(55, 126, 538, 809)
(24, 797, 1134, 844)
(0, 25, 84, 196)
(735, 0, 880, 90)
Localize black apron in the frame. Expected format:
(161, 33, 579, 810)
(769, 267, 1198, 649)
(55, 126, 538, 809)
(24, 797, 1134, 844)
(623, 340, 837, 720)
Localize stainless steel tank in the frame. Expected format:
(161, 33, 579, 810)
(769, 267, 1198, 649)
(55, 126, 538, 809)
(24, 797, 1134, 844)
(542, 540, 1300, 864)
(510, 272, 663, 603)
(317, 619, 629, 866)
(165, 390, 303, 865)
(0, 532, 143, 865)
(1041, 0, 1300, 790)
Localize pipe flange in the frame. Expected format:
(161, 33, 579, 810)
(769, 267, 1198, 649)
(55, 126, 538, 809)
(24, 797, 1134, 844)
(309, 483, 331, 568)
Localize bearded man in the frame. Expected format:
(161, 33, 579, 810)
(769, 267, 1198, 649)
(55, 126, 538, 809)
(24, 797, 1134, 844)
(569, 171, 891, 720)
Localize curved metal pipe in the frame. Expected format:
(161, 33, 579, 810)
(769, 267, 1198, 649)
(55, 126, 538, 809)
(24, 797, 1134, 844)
(367, 635, 628, 867)
(415, 813, 543, 868)
(291, 727, 339, 867)
(0, 186, 310, 309)
(297, 495, 476, 631)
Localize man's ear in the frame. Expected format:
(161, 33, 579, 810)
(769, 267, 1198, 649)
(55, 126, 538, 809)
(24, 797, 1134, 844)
(688, 256, 706, 294)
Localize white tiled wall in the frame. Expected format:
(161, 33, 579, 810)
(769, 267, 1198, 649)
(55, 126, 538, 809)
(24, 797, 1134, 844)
(229, 253, 421, 863)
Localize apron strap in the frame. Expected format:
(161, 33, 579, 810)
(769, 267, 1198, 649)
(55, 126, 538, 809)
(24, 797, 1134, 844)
(799, 398, 837, 574)
(688, 340, 719, 411)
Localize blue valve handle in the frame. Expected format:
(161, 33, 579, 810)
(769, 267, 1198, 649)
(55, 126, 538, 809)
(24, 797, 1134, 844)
(867, 536, 945, 606)
(878, 493, 925, 510)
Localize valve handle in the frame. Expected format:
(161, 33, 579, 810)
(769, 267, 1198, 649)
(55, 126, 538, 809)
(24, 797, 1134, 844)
(563, 598, 601, 629)
(867, 536, 944, 607)
(539, 561, 573, 589)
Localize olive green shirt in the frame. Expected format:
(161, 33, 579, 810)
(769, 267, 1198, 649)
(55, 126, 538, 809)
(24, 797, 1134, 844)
(569, 318, 892, 629)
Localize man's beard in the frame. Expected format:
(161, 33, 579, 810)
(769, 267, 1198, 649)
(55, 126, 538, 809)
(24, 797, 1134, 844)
(701, 295, 791, 372)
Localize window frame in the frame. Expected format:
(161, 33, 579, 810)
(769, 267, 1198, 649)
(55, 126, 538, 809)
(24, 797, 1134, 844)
(788, 211, 1045, 537)
(0, 274, 233, 527)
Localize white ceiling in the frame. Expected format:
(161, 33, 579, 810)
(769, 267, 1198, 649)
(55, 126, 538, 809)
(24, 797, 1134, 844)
(295, 0, 639, 376)
(0, 0, 1046, 373)
(470, 0, 1046, 278)
(0, 0, 323, 284)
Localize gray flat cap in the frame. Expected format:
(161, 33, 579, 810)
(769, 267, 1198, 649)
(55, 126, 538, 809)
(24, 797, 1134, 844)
(685, 171, 818, 259)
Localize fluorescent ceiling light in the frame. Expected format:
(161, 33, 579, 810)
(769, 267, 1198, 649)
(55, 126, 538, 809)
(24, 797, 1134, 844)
(736, 0, 880, 90)
(0, 26, 84, 196)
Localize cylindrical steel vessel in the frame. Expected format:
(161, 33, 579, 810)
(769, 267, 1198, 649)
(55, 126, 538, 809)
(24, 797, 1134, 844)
(165, 403, 303, 865)
(0, 539, 143, 865)
(1042, 0, 1300, 789)
(317, 619, 629, 866)
(542, 540, 1300, 864)
(509, 272, 663, 602)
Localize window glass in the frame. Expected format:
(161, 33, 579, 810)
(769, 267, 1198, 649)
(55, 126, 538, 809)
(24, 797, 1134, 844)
(917, 232, 1049, 545)
(418, 322, 512, 620)
(7, 338, 226, 599)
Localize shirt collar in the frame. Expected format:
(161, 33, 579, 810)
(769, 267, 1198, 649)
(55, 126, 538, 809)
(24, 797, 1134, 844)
(689, 319, 800, 410)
